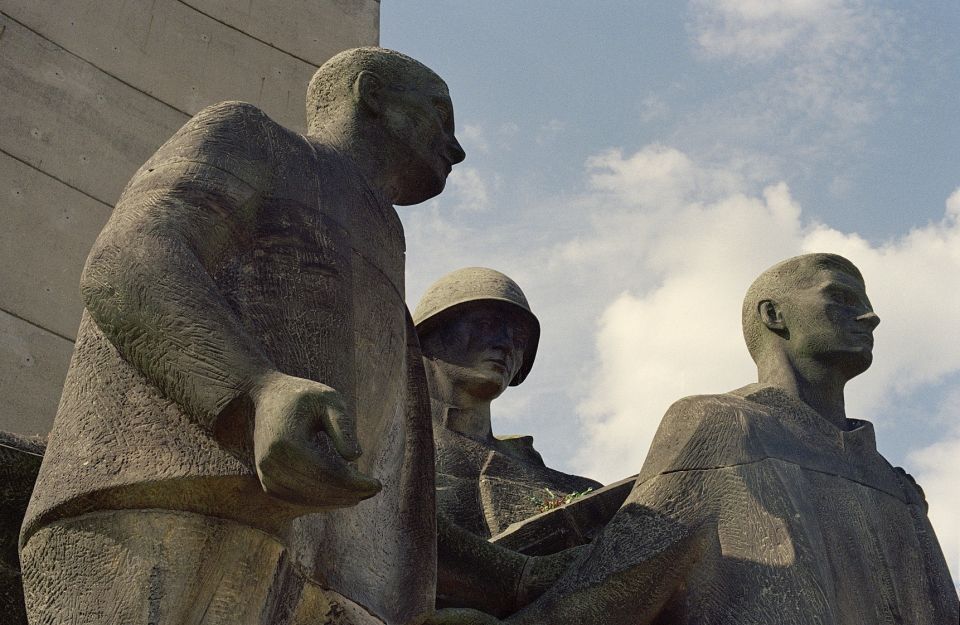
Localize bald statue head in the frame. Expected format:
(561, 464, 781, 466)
(742, 253, 880, 381)
(305, 47, 465, 205)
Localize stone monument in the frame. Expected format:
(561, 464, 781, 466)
(20, 47, 465, 625)
(415, 267, 601, 537)
(412, 267, 601, 615)
(0, 433, 44, 624)
(428, 253, 959, 624)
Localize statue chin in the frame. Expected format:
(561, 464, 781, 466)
(457, 372, 509, 403)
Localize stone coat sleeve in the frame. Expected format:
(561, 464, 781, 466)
(500, 399, 725, 625)
(80, 101, 277, 429)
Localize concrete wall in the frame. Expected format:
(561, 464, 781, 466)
(0, 0, 380, 435)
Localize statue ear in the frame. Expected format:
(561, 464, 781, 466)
(353, 70, 384, 116)
(759, 300, 785, 332)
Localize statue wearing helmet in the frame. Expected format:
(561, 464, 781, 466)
(413, 268, 601, 613)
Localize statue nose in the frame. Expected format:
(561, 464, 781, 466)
(857, 311, 880, 329)
(447, 136, 466, 165)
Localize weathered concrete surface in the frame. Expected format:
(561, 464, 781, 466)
(0, 2, 380, 436)
(0, 311, 72, 435)
(4, 0, 318, 131)
(21, 511, 385, 625)
(0, 13, 190, 206)
(185, 0, 381, 66)
(0, 153, 111, 339)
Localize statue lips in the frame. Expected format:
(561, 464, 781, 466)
(848, 330, 874, 348)
(441, 154, 453, 174)
(482, 355, 510, 377)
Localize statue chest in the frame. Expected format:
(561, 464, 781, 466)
(217, 184, 407, 471)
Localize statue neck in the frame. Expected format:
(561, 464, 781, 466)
(757, 351, 849, 430)
(424, 358, 495, 442)
(307, 120, 398, 205)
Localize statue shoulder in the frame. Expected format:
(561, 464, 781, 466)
(116, 101, 311, 210)
(184, 100, 282, 138)
(141, 101, 301, 175)
(638, 392, 766, 482)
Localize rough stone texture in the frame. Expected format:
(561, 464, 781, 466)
(490, 475, 636, 556)
(426, 254, 959, 625)
(413, 266, 539, 386)
(498, 386, 959, 624)
(434, 420, 601, 539)
(414, 269, 602, 616)
(20, 39, 468, 622)
(0, 1, 380, 436)
(20, 510, 383, 624)
(0, 432, 44, 624)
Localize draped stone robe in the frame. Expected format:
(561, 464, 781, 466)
(507, 384, 958, 624)
(20, 101, 435, 625)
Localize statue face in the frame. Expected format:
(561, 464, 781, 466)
(781, 268, 880, 378)
(382, 77, 465, 205)
(425, 303, 531, 401)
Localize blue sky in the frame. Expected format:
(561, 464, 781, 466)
(381, 1, 959, 583)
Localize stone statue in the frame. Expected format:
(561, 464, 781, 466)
(415, 267, 601, 537)
(428, 253, 959, 624)
(20, 47, 464, 625)
(0, 433, 44, 624)
(412, 267, 601, 614)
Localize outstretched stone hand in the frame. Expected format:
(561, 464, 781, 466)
(252, 372, 382, 507)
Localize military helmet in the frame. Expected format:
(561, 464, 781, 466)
(412, 267, 540, 386)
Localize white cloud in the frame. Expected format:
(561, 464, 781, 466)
(908, 386, 960, 592)
(574, 149, 960, 480)
(552, 147, 960, 581)
(459, 123, 489, 153)
(446, 166, 491, 212)
(677, 0, 903, 176)
(690, 0, 894, 65)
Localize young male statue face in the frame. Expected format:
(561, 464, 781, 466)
(423, 302, 532, 404)
(759, 265, 881, 382)
(376, 77, 464, 204)
(308, 51, 465, 207)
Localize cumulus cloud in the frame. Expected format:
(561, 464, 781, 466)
(677, 0, 903, 176)
(446, 166, 491, 212)
(558, 146, 960, 583)
(403, 142, 960, 585)
(574, 148, 960, 478)
(691, 0, 872, 63)
(908, 386, 960, 591)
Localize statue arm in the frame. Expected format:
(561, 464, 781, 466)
(427, 399, 724, 625)
(427, 500, 715, 625)
(81, 102, 380, 506)
(81, 108, 272, 429)
(437, 512, 587, 617)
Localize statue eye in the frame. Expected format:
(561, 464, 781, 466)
(433, 100, 453, 126)
(835, 291, 858, 306)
